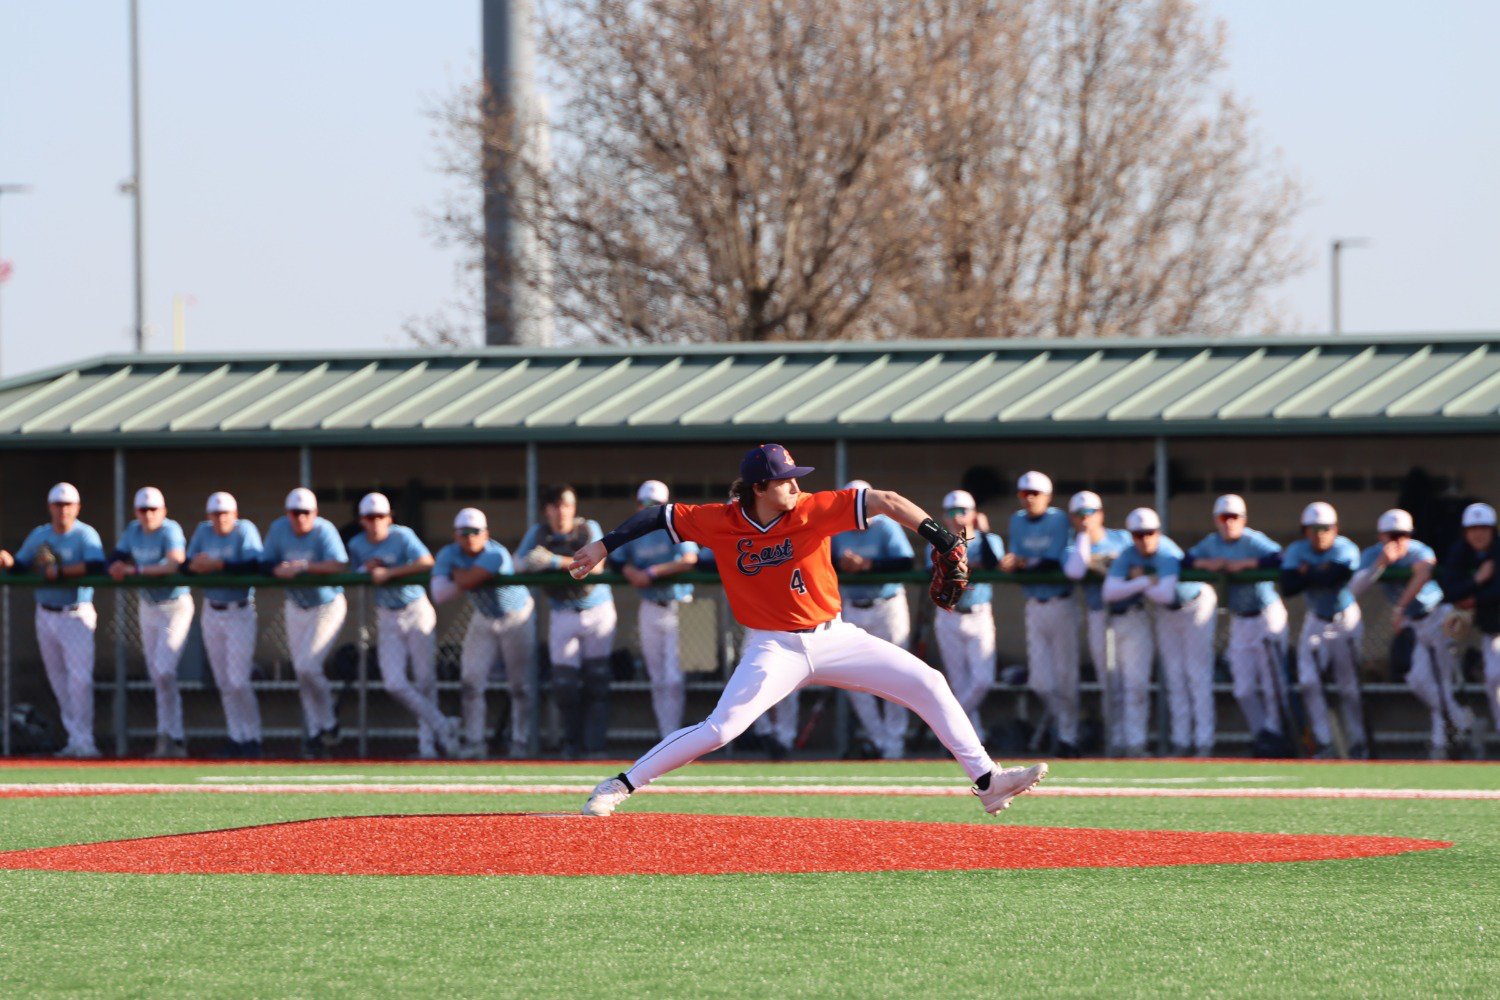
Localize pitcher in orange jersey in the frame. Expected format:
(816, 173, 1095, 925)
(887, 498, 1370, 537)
(570, 444, 1047, 818)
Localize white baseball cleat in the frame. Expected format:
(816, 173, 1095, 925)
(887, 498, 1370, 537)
(582, 775, 634, 817)
(435, 717, 462, 758)
(972, 762, 1048, 815)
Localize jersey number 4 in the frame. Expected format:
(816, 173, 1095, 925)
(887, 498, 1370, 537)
(789, 569, 807, 595)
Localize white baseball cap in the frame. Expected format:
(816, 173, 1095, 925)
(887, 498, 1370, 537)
(1377, 509, 1414, 534)
(47, 482, 80, 505)
(843, 479, 872, 492)
(358, 492, 392, 517)
(1017, 471, 1053, 495)
(133, 486, 165, 510)
(454, 507, 488, 531)
(206, 491, 237, 514)
(942, 489, 976, 511)
(285, 487, 317, 511)
(637, 480, 670, 504)
(1301, 501, 1338, 527)
(1213, 494, 1248, 517)
(1125, 507, 1161, 533)
(1069, 490, 1103, 514)
(1462, 502, 1497, 528)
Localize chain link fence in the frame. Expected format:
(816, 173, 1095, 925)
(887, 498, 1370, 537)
(1, 571, 1493, 759)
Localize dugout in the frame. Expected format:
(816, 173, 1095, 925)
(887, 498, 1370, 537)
(0, 331, 1496, 757)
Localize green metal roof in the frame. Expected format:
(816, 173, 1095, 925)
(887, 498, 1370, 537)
(1, 333, 1497, 447)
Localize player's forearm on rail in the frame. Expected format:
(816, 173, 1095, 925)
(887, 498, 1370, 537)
(384, 555, 435, 580)
(451, 567, 494, 590)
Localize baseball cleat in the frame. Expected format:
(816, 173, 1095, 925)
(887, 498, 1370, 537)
(972, 762, 1048, 815)
(435, 717, 462, 758)
(582, 774, 634, 817)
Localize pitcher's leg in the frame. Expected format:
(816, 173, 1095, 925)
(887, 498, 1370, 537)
(625, 633, 809, 789)
(812, 624, 991, 781)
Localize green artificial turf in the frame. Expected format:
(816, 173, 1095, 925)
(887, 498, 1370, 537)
(1, 760, 1496, 998)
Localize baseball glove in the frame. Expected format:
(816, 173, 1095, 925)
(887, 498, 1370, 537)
(930, 544, 969, 611)
(518, 546, 559, 573)
(1443, 607, 1474, 642)
(31, 543, 58, 573)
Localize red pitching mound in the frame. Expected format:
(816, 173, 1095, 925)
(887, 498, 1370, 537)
(0, 813, 1449, 876)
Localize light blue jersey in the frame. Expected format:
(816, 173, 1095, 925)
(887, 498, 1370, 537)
(1187, 528, 1282, 615)
(1008, 508, 1073, 600)
(928, 532, 1005, 611)
(610, 529, 698, 603)
(831, 516, 913, 605)
(1108, 536, 1203, 610)
(433, 540, 531, 619)
(15, 522, 106, 607)
(1283, 536, 1361, 619)
(1360, 540, 1444, 616)
(260, 516, 348, 609)
(116, 519, 189, 603)
(186, 519, 263, 605)
(1066, 527, 1133, 612)
(348, 525, 431, 610)
(518, 519, 612, 612)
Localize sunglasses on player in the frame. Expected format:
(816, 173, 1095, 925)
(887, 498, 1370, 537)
(1131, 530, 1159, 539)
(457, 528, 484, 537)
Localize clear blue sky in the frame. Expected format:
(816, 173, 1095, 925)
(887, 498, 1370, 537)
(1, 0, 1497, 378)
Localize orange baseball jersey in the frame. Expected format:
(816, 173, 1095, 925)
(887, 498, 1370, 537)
(665, 488, 869, 631)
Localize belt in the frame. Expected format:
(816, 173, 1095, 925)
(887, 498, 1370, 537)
(646, 598, 676, 608)
(39, 603, 82, 613)
(790, 618, 839, 634)
(944, 602, 990, 616)
(850, 595, 895, 609)
(1109, 604, 1144, 617)
(208, 600, 250, 611)
(1028, 593, 1071, 604)
(1234, 609, 1268, 619)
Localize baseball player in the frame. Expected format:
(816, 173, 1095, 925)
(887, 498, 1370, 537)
(1062, 491, 1133, 755)
(831, 478, 916, 759)
(1184, 495, 1288, 755)
(1352, 509, 1473, 759)
(260, 487, 349, 755)
(108, 487, 193, 758)
(185, 491, 264, 757)
(0, 483, 106, 758)
(1003, 471, 1081, 755)
(928, 489, 1004, 735)
(609, 480, 700, 739)
(1280, 502, 1366, 759)
(1439, 502, 1500, 741)
(518, 485, 617, 758)
(431, 508, 537, 759)
(1105, 508, 1217, 756)
(347, 493, 460, 759)
(575, 443, 1046, 817)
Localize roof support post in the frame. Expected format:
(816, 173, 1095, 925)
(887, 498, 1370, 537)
(1154, 436, 1170, 531)
(834, 438, 848, 489)
(523, 439, 541, 755)
(298, 445, 312, 490)
(112, 447, 128, 756)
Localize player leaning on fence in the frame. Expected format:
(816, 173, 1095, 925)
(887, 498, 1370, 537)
(1439, 502, 1500, 736)
(1062, 491, 1132, 755)
(108, 486, 193, 758)
(0, 482, 106, 758)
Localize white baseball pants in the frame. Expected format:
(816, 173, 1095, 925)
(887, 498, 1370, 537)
(1155, 588, 1218, 753)
(376, 597, 448, 746)
(934, 604, 995, 734)
(201, 601, 260, 744)
(1105, 606, 1155, 754)
(638, 599, 686, 738)
(549, 602, 617, 667)
(1226, 599, 1289, 738)
(843, 595, 912, 757)
(1297, 604, 1366, 748)
(284, 593, 347, 737)
(138, 593, 194, 740)
(35, 604, 98, 753)
(624, 619, 993, 790)
(1405, 607, 1469, 751)
(1481, 633, 1500, 737)
(460, 599, 536, 751)
(1025, 597, 1081, 744)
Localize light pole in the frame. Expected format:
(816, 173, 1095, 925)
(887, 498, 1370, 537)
(123, 0, 146, 353)
(0, 183, 34, 377)
(1330, 237, 1370, 334)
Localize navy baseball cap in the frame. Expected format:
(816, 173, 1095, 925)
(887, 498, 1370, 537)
(740, 443, 815, 485)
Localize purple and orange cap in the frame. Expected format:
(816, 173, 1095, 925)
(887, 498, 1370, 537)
(740, 443, 815, 485)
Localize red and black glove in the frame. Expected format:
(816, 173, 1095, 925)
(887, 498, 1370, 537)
(919, 519, 969, 611)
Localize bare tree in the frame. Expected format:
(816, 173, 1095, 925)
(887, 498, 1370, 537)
(423, 0, 1303, 346)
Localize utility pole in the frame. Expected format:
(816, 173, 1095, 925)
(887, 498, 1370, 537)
(0, 183, 34, 377)
(1330, 237, 1369, 334)
(125, 0, 146, 353)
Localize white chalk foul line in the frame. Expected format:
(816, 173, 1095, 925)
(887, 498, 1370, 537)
(3, 782, 1498, 800)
